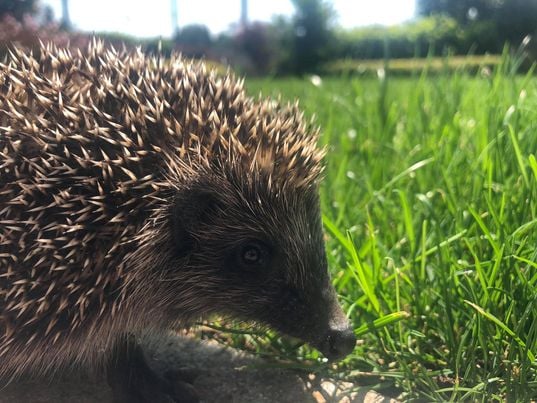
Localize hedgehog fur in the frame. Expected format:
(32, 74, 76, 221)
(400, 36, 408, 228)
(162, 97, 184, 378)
(0, 41, 352, 383)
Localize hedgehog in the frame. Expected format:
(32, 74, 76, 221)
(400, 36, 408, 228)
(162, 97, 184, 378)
(0, 40, 356, 402)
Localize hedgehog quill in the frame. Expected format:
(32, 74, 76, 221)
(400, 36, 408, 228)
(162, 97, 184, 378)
(0, 41, 356, 402)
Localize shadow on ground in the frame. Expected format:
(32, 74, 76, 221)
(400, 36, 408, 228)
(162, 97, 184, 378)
(0, 333, 396, 402)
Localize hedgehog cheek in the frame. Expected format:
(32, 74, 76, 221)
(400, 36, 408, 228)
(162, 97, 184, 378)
(171, 189, 218, 257)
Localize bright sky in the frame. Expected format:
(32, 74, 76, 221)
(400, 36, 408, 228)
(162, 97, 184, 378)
(41, 0, 416, 38)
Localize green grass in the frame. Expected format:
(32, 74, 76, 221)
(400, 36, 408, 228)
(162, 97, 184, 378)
(215, 55, 537, 400)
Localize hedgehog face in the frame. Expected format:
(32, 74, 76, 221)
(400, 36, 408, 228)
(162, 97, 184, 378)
(169, 176, 356, 360)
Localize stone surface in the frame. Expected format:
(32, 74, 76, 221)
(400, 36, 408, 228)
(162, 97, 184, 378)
(0, 333, 398, 402)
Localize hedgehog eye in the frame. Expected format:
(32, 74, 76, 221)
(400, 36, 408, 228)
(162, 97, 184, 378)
(243, 246, 260, 263)
(239, 241, 269, 268)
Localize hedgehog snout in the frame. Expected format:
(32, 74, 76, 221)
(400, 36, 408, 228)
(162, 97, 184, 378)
(314, 286, 356, 360)
(318, 324, 356, 361)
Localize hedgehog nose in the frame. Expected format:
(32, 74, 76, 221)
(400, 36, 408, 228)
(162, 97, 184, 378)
(320, 327, 356, 361)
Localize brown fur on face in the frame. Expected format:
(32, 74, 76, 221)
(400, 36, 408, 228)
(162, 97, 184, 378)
(0, 41, 350, 380)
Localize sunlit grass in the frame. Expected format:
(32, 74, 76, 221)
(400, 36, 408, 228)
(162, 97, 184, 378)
(233, 54, 537, 400)
(324, 54, 502, 75)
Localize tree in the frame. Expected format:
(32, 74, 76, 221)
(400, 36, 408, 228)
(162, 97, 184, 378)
(235, 22, 275, 75)
(417, 0, 496, 23)
(495, 0, 537, 43)
(0, 0, 38, 20)
(289, 0, 335, 74)
(417, 0, 537, 47)
(174, 24, 212, 58)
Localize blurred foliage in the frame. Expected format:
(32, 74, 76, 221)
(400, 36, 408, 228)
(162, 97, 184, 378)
(0, 0, 37, 21)
(336, 16, 460, 60)
(418, 0, 499, 22)
(0, 14, 88, 53)
(418, 0, 537, 46)
(234, 22, 277, 75)
(225, 0, 336, 76)
(0, 0, 536, 76)
(335, 15, 504, 60)
(167, 0, 337, 76)
(174, 24, 211, 58)
(289, 0, 335, 74)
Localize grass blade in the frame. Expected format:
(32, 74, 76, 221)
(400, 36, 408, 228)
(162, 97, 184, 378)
(464, 300, 535, 362)
(354, 311, 410, 337)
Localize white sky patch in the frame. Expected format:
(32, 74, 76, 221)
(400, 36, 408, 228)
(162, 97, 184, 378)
(41, 0, 416, 38)
(333, 0, 415, 27)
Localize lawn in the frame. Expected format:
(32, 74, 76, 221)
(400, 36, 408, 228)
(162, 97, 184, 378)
(225, 57, 537, 401)
(324, 54, 502, 75)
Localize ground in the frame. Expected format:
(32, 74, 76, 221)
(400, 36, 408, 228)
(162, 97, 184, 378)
(0, 333, 395, 403)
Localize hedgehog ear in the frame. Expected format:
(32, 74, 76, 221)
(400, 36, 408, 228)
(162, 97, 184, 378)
(172, 188, 218, 257)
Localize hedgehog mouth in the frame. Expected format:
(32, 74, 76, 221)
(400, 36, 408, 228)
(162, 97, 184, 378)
(272, 323, 356, 361)
(286, 317, 356, 361)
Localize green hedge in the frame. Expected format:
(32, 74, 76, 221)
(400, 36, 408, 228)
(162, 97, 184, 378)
(336, 16, 502, 60)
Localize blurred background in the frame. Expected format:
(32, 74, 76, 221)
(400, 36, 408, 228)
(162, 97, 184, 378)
(1, 0, 537, 76)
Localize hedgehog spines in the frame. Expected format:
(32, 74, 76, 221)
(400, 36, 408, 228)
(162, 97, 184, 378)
(0, 40, 324, 378)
